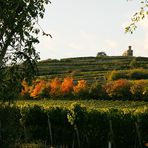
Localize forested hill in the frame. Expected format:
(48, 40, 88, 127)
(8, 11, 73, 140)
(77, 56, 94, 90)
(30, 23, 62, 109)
(37, 56, 148, 82)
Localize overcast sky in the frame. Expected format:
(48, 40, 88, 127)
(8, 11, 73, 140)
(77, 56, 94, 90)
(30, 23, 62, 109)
(36, 0, 148, 60)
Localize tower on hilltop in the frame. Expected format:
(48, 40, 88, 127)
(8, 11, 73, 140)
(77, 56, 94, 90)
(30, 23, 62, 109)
(122, 46, 133, 56)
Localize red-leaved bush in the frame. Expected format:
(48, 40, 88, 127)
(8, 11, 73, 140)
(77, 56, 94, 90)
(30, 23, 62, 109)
(61, 77, 74, 96)
(104, 79, 131, 100)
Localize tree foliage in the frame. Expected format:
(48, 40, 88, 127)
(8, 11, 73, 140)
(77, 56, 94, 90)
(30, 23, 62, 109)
(130, 80, 148, 100)
(89, 81, 106, 100)
(30, 80, 46, 98)
(61, 77, 74, 96)
(126, 0, 148, 33)
(104, 79, 131, 100)
(49, 78, 62, 97)
(0, 0, 51, 67)
(0, 0, 50, 101)
(73, 80, 88, 99)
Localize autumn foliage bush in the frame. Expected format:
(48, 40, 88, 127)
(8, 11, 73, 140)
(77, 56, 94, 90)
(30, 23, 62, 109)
(73, 80, 89, 99)
(107, 69, 148, 81)
(23, 77, 75, 99)
(61, 77, 74, 97)
(130, 80, 148, 100)
(89, 82, 107, 100)
(21, 77, 148, 101)
(49, 78, 62, 98)
(107, 70, 128, 81)
(104, 79, 131, 100)
(21, 79, 51, 99)
(21, 80, 32, 99)
(30, 80, 46, 98)
(128, 68, 148, 80)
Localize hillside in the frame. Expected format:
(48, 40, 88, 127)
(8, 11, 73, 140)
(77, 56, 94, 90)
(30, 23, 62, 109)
(37, 56, 148, 83)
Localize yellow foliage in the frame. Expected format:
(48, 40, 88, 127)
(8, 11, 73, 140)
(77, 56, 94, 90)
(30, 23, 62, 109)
(21, 80, 31, 96)
(73, 80, 87, 94)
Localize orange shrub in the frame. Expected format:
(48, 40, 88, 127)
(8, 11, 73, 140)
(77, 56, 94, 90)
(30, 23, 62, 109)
(30, 80, 46, 98)
(73, 80, 88, 98)
(38, 81, 51, 98)
(61, 77, 74, 95)
(21, 80, 32, 98)
(73, 80, 87, 93)
(104, 79, 131, 100)
(49, 78, 62, 97)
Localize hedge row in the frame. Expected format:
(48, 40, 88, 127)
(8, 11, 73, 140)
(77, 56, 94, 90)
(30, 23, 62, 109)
(21, 78, 148, 101)
(1, 103, 148, 148)
(107, 69, 148, 81)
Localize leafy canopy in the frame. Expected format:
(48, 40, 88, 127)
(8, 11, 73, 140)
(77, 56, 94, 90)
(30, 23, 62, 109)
(126, 0, 148, 33)
(0, 0, 51, 67)
(0, 0, 51, 101)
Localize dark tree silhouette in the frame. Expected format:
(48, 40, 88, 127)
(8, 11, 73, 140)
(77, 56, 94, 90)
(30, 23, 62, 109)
(0, 0, 51, 101)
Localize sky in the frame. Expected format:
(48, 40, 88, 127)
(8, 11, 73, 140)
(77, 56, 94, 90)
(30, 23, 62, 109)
(36, 0, 148, 60)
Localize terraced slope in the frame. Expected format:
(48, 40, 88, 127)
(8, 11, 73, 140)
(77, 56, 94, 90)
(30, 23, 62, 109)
(37, 56, 148, 83)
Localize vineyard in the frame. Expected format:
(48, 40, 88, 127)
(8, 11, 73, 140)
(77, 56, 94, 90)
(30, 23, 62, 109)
(2, 56, 148, 147)
(2, 0, 148, 147)
(37, 56, 148, 83)
(1, 101, 148, 148)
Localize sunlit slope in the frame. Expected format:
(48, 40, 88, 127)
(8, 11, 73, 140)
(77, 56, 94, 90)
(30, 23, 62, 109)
(37, 56, 148, 82)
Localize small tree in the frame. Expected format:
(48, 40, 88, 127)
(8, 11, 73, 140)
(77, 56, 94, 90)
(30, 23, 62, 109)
(107, 70, 128, 81)
(21, 80, 32, 99)
(49, 78, 62, 98)
(73, 80, 89, 99)
(89, 81, 106, 100)
(130, 80, 148, 100)
(61, 77, 74, 97)
(30, 80, 46, 99)
(104, 79, 131, 100)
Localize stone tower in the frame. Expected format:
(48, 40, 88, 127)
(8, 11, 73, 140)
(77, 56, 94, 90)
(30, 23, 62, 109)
(122, 46, 133, 56)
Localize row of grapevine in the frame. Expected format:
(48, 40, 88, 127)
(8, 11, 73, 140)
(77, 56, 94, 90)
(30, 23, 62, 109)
(1, 103, 148, 147)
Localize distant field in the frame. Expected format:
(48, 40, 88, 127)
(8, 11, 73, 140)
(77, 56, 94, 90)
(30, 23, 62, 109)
(16, 100, 148, 111)
(37, 56, 148, 83)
